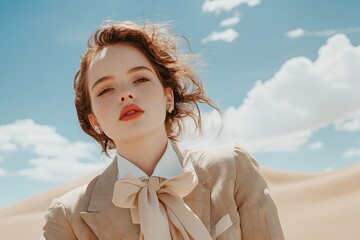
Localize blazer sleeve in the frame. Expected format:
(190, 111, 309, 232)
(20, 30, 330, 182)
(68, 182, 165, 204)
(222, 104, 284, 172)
(233, 145, 285, 240)
(41, 198, 77, 240)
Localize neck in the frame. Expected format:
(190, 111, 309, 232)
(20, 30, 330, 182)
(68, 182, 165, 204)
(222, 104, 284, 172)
(115, 130, 168, 176)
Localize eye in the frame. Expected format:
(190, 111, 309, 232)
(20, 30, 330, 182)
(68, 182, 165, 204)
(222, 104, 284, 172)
(97, 87, 114, 97)
(134, 76, 150, 83)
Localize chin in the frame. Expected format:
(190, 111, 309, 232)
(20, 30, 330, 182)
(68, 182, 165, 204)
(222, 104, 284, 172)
(115, 125, 166, 143)
(114, 130, 152, 142)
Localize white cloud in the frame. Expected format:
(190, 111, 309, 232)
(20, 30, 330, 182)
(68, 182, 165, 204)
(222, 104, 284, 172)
(182, 34, 360, 152)
(220, 13, 241, 27)
(307, 141, 323, 150)
(202, 0, 260, 14)
(201, 28, 239, 44)
(286, 26, 360, 39)
(0, 119, 108, 181)
(0, 119, 68, 149)
(0, 142, 18, 152)
(342, 148, 360, 158)
(286, 28, 305, 38)
(0, 167, 6, 176)
(333, 110, 360, 132)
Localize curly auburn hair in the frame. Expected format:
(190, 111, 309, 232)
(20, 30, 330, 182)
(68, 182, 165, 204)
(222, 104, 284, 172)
(74, 21, 221, 154)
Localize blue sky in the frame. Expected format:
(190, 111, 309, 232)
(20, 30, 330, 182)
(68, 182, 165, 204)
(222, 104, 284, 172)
(1, 0, 360, 208)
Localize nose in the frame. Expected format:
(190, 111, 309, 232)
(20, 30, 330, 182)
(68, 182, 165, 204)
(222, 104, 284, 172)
(119, 91, 136, 104)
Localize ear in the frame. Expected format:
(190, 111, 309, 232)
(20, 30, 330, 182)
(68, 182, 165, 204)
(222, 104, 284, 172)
(88, 113, 98, 131)
(164, 87, 174, 105)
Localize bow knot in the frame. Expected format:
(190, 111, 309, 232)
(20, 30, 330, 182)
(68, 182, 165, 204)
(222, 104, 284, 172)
(112, 170, 212, 240)
(147, 176, 161, 192)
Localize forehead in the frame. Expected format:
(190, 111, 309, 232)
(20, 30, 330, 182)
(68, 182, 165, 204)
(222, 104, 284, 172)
(87, 44, 154, 85)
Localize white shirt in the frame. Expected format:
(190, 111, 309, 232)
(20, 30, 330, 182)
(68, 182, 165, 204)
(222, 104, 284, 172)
(116, 140, 182, 179)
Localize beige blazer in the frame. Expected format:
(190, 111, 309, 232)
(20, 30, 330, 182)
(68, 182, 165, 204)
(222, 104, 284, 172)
(41, 144, 284, 239)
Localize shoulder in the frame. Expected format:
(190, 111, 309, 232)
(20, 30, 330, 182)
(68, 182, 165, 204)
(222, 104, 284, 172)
(47, 174, 100, 218)
(42, 175, 101, 239)
(180, 144, 260, 187)
(184, 144, 259, 172)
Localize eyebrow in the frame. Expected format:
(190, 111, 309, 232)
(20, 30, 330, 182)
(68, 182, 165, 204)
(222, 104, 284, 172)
(91, 66, 154, 91)
(127, 66, 153, 74)
(91, 76, 113, 91)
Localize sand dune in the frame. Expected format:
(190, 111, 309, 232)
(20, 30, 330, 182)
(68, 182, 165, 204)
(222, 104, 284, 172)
(1, 163, 360, 240)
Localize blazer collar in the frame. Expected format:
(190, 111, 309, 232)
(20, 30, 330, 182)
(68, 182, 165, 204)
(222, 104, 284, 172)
(176, 143, 212, 231)
(172, 141, 211, 184)
(86, 156, 118, 212)
(86, 142, 211, 212)
(81, 142, 212, 237)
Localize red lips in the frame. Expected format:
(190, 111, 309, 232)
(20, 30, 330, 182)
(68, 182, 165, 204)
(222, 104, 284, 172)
(119, 104, 144, 121)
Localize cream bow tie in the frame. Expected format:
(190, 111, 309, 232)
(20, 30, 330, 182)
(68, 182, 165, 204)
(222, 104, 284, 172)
(112, 170, 212, 240)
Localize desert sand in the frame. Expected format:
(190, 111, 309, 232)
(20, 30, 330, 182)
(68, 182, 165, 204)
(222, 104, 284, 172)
(1, 162, 359, 240)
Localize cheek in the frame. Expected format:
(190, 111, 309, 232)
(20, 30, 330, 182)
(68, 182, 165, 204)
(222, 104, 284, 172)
(147, 92, 167, 113)
(146, 84, 167, 104)
(91, 97, 113, 118)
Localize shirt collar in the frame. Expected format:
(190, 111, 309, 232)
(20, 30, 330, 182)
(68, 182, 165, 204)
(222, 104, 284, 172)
(116, 140, 182, 179)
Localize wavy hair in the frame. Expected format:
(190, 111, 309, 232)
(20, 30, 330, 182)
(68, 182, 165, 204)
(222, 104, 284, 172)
(74, 21, 221, 154)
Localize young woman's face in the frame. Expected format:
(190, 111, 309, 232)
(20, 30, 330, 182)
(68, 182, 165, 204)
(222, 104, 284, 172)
(87, 44, 173, 144)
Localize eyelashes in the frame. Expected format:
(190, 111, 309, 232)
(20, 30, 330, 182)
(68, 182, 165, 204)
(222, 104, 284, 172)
(96, 76, 151, 97)
(97, 87, 114, 97)
(134, 76, 150, 83)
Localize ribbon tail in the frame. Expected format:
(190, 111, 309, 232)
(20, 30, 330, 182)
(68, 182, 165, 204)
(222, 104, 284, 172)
(160, 193, 212, 240)
(167, 208, 191, 240)
(138, 187, 171, 240)
(130, 208, 140, 224)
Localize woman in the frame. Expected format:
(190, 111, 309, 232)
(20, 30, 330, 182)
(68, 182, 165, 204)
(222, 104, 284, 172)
(42, 21, 285, 239)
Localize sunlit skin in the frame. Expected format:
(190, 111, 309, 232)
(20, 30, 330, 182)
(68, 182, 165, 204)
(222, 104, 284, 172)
(87, 44, 174, 176)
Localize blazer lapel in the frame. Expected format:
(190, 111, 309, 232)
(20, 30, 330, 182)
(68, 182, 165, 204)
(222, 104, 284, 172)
(81, 143, 212, 239)
(80, 157, 140, 239)
(172, 143, 212, 233)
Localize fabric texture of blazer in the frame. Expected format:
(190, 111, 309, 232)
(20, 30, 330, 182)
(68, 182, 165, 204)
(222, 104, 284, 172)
(41, 143, 285, 239)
